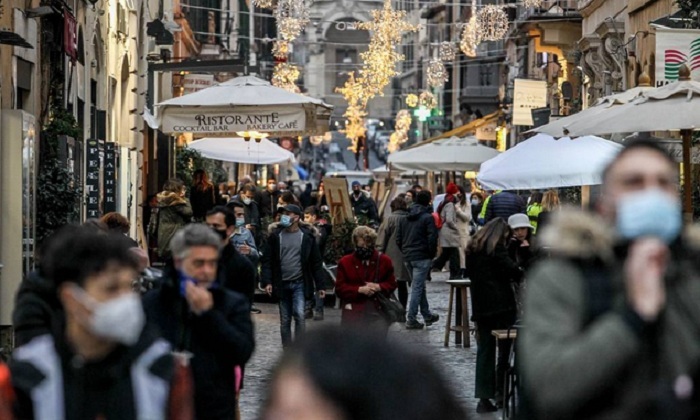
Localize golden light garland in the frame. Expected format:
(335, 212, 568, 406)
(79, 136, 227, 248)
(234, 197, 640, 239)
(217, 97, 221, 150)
(460, 15, 480, 57)
(406, 93, 418, 107)
(252, 0, 274, 8)
(438, 41, 456, 62)
(426, 59, 448, 88)
(395, 109, 412, 133)
(388, 109, 412, 153)
(272, 63, 301, 93)
(272, 40, 290, 59)
(419, 90, 437, 110)
(523, 0, 543, 7)
(476, 5, 509, 42)
(275, 0, 309, 41)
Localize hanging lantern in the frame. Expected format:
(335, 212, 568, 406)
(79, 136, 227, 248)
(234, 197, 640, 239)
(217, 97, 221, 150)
(523, 0, 543, 7)
(460, 15, 480, 57)
(252, 0, 274, 8)
(476, 5, 509, 41)
(406, 93, 418, 107)
(426, 59, 448, 88)
(419, 91, 437, 110)
(438, 41, 456, 62)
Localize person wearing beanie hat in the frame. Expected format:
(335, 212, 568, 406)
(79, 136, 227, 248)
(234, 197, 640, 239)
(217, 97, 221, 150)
(432, 182, 464, 279)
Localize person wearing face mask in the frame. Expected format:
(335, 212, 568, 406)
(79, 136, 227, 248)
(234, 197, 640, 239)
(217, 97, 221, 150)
(335, 226, 397, 333)
(143, 224, 255, 419)
(520, 139, 700, 419)
(228, 183, 261, 241)
(259, 177, 280, 219)
(350, 181, 379, 225)
(261, 204, 327, 347)
(205, 206, 259, 314)
(4, 226, 194, 419)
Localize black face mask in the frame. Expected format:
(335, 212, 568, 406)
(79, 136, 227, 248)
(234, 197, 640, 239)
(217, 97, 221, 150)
(353, 189, 361, 196)
(355, 246, 374, 260)
(212, 228, 229, 241)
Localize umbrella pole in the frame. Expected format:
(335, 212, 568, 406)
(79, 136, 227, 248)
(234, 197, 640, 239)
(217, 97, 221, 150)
(682, 129, 693, 222)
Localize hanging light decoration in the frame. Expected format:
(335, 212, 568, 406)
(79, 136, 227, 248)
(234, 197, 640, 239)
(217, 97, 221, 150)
(275, 0, 309, 41)
(438, 41, 456, 62)
(523, 0, 543, 7)
(426, 59, 448, 88)
(272, 40, 290, 59)
(476, 5, 509, 41)
(395, 109, 412, 133)
(272, 63, 301, 92)
(252, 0, 274, 8)
(388, 109, 412, 154)
(406, 93, 418, 107)
(419, 91, 437, 110)
(460, 17, 480, 57)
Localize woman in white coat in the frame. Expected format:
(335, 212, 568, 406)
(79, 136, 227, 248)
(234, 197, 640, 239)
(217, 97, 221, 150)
(455, 185, 472, 278)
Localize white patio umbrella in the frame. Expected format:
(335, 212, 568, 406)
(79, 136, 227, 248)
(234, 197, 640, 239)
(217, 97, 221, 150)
(371, 164, 426, 177)
(477, 134, 622, 190)
(187, 137, 296, 165)
(562, 66, 700, 217)
(532, 83, 652, 137)
(388, 136, 500, 172)
(155, 75, 333, 137)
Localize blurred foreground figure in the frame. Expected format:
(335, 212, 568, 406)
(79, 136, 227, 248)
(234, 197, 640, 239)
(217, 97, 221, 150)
(521, 139, 700, 419)
(262, 327, 468, 420)
(4, 226, 193, 419)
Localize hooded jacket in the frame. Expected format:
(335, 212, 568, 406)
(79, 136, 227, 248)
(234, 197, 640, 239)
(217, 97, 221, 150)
(143, 267, 254, 419)
(260, 221, 326, 300)
(521, 210, 700, 420)
(396, 204, 438, 262)
(153, 192, 193, 259)
(12, 269, 61, 346)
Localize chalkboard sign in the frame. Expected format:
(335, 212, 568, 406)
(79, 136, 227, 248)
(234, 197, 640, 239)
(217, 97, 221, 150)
(86, 139, 101, 218)
(104, 142, 117, 213)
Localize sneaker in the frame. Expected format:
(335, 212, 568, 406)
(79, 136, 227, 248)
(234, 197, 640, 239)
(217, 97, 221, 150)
(250, 306, 262, 314)
(476, 399, 498, 413)
(313, 312, 324, 321)
(424, 313, 440, 326)
(405, 320, 425, 330)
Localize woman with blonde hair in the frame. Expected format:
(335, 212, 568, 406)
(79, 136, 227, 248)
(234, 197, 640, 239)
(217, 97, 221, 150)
(335, 226, 397, 333)
(537, 189, 560, 234)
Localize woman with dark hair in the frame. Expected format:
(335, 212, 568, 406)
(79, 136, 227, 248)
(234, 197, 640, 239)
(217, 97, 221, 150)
(262, 327, 468, 420)
(470, 192, 485, 222)
(466, 218, 523, 413)
(190, 169, 219, 221)
(101, 212, 138, 247)
(335, 226, 397, 333)
(377, 194, 411, 308)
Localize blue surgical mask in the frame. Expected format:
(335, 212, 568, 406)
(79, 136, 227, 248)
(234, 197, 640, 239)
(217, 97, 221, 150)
(280, 214, 293, 227)
(235, 217, 246, 228)
(616, 189, 681, 244)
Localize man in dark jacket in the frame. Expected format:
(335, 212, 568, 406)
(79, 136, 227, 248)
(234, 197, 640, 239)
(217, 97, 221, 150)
(227, 183, 261, 236)
(7, 225, 193, 419)
(350, 181, 379, 225)
(484, 190, 526, 223)
(304, 206, 332, 320)
(143, 224, 255, 419)
(261, 204, 326, 347)
(396, 190, 440, 329)
(258, 177, 280, 219)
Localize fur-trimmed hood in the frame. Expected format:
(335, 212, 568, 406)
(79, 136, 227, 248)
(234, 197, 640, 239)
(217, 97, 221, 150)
(156, 191, 188, 207)
(268, 220, 321, 239)
(538, 208, 700, 262)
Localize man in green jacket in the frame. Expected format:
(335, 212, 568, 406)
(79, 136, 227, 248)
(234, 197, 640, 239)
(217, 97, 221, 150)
(521, 139, 700, 419)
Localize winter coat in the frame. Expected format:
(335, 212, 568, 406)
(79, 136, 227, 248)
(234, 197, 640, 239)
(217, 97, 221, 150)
(455, 201, 472, 267)
(377, 209, 410, 282)
(438, 200, 462, 248)
(12, 269, 61, 346)
(154, 192, 193, 259)
(350, 192, 379, 223)
(396, 204, 438, 262)
(143, 267, 254, 420)
(466, 244, 522, 321)
(485, 191, 526, 223)
(260, 222, 327, 300)
(190, 184, 219, 220)
(521, 210, 700, 419)
(219, 242, 257, 301)
(8, 321, 193, 420)
(226, 198, 261, 230)
(258, 189, 279, 219)
(335, 251, 397, 325)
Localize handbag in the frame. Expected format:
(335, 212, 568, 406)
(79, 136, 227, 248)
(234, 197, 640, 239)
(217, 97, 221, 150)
(371, 253, 406, 323)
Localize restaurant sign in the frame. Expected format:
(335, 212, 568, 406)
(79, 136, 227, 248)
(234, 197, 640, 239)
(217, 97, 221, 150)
(160, 106, 306, 135)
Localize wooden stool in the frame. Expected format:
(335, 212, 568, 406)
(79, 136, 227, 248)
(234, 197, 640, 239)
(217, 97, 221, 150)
(444, 279, 471, 348)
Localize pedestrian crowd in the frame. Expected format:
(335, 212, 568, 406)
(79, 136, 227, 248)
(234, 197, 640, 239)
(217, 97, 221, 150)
(2, 138, 700, 419)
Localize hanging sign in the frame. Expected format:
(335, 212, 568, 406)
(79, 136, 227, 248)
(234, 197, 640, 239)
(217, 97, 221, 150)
(159, 106, 307, 135)
(103, 142, 117, 213)
(654, 27, 700, 87)
(86, 139, 101, 218)
(513, 79, 547, 126)
(64, 10, 77, 61)
(182, 74, 215, 95)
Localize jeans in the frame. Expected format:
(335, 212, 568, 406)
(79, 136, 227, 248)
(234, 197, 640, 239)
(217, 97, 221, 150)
(406, 259, 433, 323)
(279, 280, 306, 347)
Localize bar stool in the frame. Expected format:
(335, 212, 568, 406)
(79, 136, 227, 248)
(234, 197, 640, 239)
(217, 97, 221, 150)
(444, 279, 471, 348)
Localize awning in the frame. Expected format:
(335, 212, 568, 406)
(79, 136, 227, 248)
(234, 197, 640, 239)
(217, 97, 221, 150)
(410, 110, 501, 149)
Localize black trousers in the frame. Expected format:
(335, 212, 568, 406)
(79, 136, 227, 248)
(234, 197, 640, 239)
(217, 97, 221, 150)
(433, 247, 462, 279)
(475, 312, 516, 400)
(397, 281, 410, 309)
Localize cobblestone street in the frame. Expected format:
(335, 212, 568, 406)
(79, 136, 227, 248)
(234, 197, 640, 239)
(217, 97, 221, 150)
(239, 271, 502, 419)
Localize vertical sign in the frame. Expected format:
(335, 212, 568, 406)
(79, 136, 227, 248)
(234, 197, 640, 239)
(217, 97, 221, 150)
(654, 27, 700, 87)
(63, 10, 77, 62)
(513, 79, 547, 126)
(86, 139, 101, 218)
(103, 142, 117, 213)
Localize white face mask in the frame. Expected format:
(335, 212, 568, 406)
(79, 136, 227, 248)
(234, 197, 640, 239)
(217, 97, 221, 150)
(73, 287, 145, 346)
(242, 197, 252, 205)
